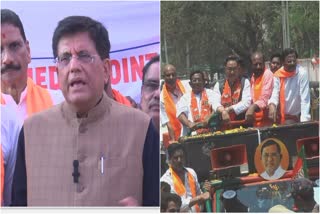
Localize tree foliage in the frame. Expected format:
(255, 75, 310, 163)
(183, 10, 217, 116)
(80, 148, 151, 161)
(161, 1, 319, 78)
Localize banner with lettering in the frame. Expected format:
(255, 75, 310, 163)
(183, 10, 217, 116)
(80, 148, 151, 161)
(2, 1, 160, 102)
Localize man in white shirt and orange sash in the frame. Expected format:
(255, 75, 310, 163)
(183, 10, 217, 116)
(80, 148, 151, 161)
(161, 64, 188, 140)
(245, 52, 274, 127)
(1, 9, 64, 121)
(160, 143, 210, 212)
(176, 71, 215, 136)
(268, 48, 311, 124)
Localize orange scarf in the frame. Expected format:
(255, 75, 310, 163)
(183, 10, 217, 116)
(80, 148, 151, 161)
(26, 77, 53, 116)
(1, 78, 53, 116)
(163, 80, 185, 140)
(190, 90, 211, 134)
(274, 67, 296, 124)
(252, 72, 268, 127)
(221, 80, 241, 121)
(169, 167, 200, 212)
(112, 89, 131, 107)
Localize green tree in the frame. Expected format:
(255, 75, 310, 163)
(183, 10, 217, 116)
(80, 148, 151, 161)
(161, 1, 319, 78)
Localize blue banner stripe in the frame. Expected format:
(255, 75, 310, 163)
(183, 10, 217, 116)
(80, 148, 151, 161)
(31, 41, 160, 60)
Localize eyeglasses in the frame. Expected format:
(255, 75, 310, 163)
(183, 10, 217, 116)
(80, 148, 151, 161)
(143, 81, 159, 93)
(54, 52, 98, 68)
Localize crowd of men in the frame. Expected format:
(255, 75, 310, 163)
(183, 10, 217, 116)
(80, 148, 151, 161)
(160, 48, 316, 212)
(1, 9, 159, 206)
(161, 48, 311, 140)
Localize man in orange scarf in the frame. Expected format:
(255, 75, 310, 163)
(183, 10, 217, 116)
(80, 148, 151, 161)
(1, 9, 64, 121)
(176, 71, 215, 136)
(212, 55, 251, 127)
(268, 48, 311, 124)
(245, 52, 273, 127)
(161, 64, 189, 140)
(160, 143, 210, 212)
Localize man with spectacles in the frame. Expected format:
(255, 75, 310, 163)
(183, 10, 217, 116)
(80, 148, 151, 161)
(1, 9, 64, 121)
(260, 140, 286, 180)
(12, 15, 159, 206)
(212, 55, 251, 128)
(140, 55, 160, 132)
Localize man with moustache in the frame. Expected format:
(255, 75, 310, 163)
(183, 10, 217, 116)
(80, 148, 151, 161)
(1, 9, 64, 121)
(268, 48, 311, 124)
(269, 53, 282, 73)
(160, 64, 188, 140)
(245, 52, 273, 127)
(140, 55, 160, 131)
(212, 55, 251, 127)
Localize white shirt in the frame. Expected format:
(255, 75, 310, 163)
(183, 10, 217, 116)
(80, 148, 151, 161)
(1, 105, 23, 206)
(176, 88, 215, 136)
(260, 166, 286, 180)
(212, 79, 252, 115)
(160, 167, 202, 212)
(1, 86, 64, 121)
(268, 65, 311, 122)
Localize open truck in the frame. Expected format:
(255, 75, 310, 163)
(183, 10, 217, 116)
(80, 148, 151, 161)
(178, 121, 319, 212)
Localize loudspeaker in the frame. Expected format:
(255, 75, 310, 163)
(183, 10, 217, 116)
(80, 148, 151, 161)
(210, 144, 248, 178)
(296, 136, 319, 160)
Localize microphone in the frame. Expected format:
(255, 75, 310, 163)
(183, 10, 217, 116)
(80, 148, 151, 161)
(72, 160, 80, 183)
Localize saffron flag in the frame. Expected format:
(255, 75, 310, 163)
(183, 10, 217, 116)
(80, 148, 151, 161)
(292, 145, 309, 179)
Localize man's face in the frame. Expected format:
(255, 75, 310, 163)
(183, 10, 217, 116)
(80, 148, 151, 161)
(283, 53, 297, 72)
(225, 60, 240, 84)
(270, 57, 282, 73)
(1, 23, 30, 85)
(251, 54, 265, 77)
(190, 73, 205, 94)
(163, 67, 177, 86)
(170, 149, 185, 173)
(56, 32, 108, 112)
(140, 61, 160, 127)
(261, 144, 281, 176)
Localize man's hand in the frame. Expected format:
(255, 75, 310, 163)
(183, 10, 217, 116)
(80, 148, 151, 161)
(188, 121, 197, 130)
(245, 104, 256, 123)
(202, 180, 211, 192)
(199, 192, 211, 202)
(221, 110, 230, 124)
(268, 103, 277, 122)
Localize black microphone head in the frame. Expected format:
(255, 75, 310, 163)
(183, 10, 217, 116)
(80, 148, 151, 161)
(73, 160, 79, 167)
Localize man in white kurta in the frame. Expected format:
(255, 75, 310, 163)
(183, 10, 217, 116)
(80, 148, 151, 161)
(268, 48, 310, 124)
(176, 71, 215, 136)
